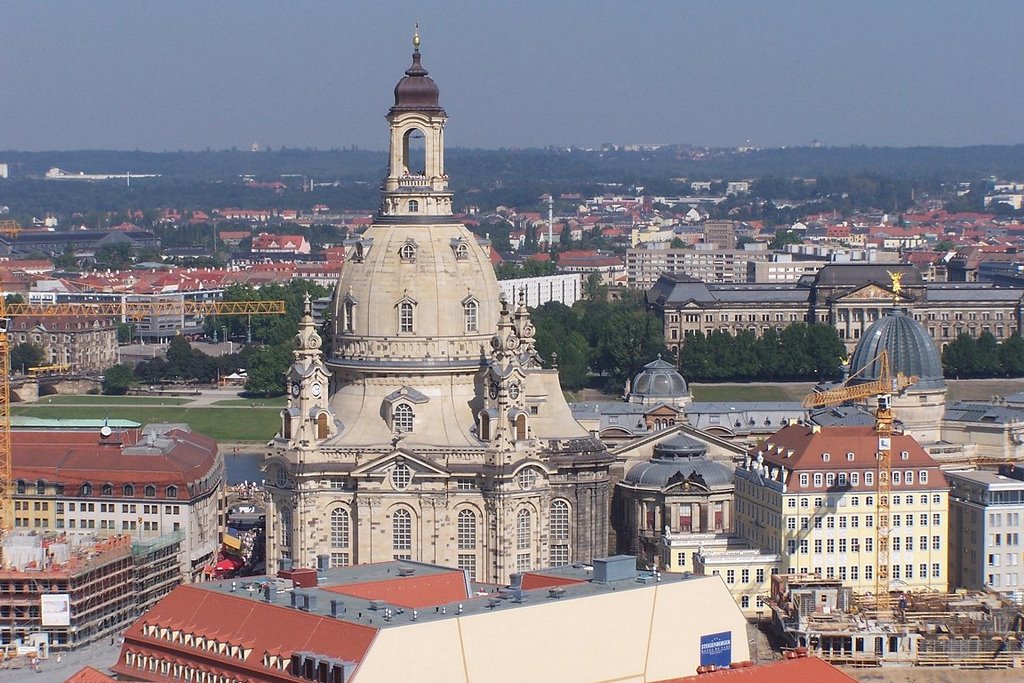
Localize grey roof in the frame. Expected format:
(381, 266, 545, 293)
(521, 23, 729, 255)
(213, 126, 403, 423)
(944, 401, 1024, 424)
(632, 357, 688, 398)
(849, 309, 946, 391)
(923, 284, 1024, 302)
(808, 405, 875, 427)
(623, 435, 733, 489)
(686, 401, 806, 435)
(813, 263, 923, 288)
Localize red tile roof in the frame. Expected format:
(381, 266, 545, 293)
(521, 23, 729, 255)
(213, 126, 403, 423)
(323, 569, 469, 609)
(750, 424, 941, 493)
(113, 585, 378, 681)
(66, 665, 117, 683)
(519, 571, 587, 591)
(12, 427, 218, 497)
(660, 655, 857, 682)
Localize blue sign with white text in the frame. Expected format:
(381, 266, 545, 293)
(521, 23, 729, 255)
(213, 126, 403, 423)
(700, 631, 732, 667)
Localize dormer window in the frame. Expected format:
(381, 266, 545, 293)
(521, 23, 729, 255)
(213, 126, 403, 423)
(398, 240, 418, 262)
(463, 297, 479, 333)
(822, 452, 830, 462)
(408, 199, 419, 213)
(145, 485, 156, 498)
(102, 483, 113, 496)
(81, 483, 92, 496)
(453, 241, 469, 260)
(123, 484, 134, 497)
(354, 242, 364, 262)
(396, 296, 417, 333)
(341, 294, 358, 334)
(166, 485, 178, 499)
(394, 404, 414, 433)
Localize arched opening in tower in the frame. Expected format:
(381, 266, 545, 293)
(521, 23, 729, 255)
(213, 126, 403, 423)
(402, 128, 427, 176)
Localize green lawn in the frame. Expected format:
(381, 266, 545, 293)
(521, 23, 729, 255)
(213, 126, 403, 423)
(11, 405, 279, 442)
(33, 395, 193, 406)
(212, 397, 287, 407)
(691, 383, 814, 403)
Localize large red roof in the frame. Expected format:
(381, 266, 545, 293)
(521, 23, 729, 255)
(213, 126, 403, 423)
(660, 655, 857, 682)
(750, 424, 941, 494)
(12, 427, 218, 497)
(323, 569, 468, 609)
(113, 585, 378, 681)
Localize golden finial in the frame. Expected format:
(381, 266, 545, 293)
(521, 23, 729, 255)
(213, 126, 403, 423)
(413, 23, 420, 50)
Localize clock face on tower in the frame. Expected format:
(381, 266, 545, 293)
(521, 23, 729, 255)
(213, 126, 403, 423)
(290, 382, 300, 398)
(311, 382, 322, 398)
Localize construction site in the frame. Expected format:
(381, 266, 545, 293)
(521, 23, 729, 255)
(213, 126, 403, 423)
(768, 573, 1024, 670)
(0, 531, 183, 660)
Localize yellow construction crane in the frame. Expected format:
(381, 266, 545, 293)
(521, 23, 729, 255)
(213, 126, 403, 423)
(0, 297, 286, 546)
(803, 349, 917, 613)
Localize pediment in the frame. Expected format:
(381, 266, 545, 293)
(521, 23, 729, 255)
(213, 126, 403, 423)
(349, 448, 450, 478)
(836, 283, 909, 302)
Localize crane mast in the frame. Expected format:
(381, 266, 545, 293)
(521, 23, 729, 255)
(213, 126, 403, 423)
(803, 349, 916, 614)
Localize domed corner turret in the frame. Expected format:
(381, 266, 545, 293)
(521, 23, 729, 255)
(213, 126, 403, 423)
(849, 308, 945, 391)
(627, 355, 691, 408)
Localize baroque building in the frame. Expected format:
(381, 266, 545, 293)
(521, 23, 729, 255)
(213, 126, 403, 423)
(264, 35, 612, 584)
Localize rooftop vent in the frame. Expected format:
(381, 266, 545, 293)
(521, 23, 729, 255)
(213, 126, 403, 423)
(592, 555, 637, 584)
(368, 600, 387, 612)
(329, 599, 345, 618)
(397, 566, 416, 577)
(548, 587, 566, 599)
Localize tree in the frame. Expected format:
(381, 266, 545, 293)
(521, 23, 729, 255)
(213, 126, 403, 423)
(1000, 334, 1024, 377)
(10, 342, 46, 374)
(943, 334, 979, 378)
(769, 229, 802, 250)
(93, 243, 134, 270)
(244, 344, 292, 396)
(102, 364, 136, 395)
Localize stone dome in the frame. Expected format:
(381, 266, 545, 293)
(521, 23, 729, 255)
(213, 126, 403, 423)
(849, 308, 945, 391)
(631, 356, 688, 399)
(623, 435, 733, 489)
(392, 49, 443, 113)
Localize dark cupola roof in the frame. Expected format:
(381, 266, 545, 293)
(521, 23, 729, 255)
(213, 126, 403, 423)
(848, 308, 945, 391)
(391, 30, 444, 115)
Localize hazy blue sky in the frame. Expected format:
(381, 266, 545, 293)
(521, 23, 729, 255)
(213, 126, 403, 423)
(2, 1, 1022, 151)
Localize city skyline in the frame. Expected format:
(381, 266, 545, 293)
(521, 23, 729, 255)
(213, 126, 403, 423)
(2, 1, 1023, 152)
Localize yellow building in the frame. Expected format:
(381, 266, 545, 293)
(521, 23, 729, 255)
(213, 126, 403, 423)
(734, 423, 949, 594)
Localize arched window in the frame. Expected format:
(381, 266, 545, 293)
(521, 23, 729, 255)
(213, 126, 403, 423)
(123, 484, 134, 497)
(102, 483, 113, 496)
(516, 509, 531, 550)
(15, 480, 26, 495)
(549, 500, 571, 567)
(399, 243, 416, 260)
(344, 300, 355, 333)
(394, 404, 414, 433)
(331, 509, 349, 549)
(81, 483, 92, 496)
(36, 480, 46, 495)
(330, 508, 350, 568)
(165, 486, 178, 499)
(281, 410, 291, 439)
(317, 412, 330, 439)
(515, 413, 527, 440)
(145, 485, 156, 498)
(279, 507, 292, 556)
(408, 199, 419, 213)
(454, 243, 469, 260)
(464, 300, 478, 333)
(457, 509, 477, 550)
(391, 463, 412, 490)
(398, 301, 414, 333)
(392, 509, 412, 552)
